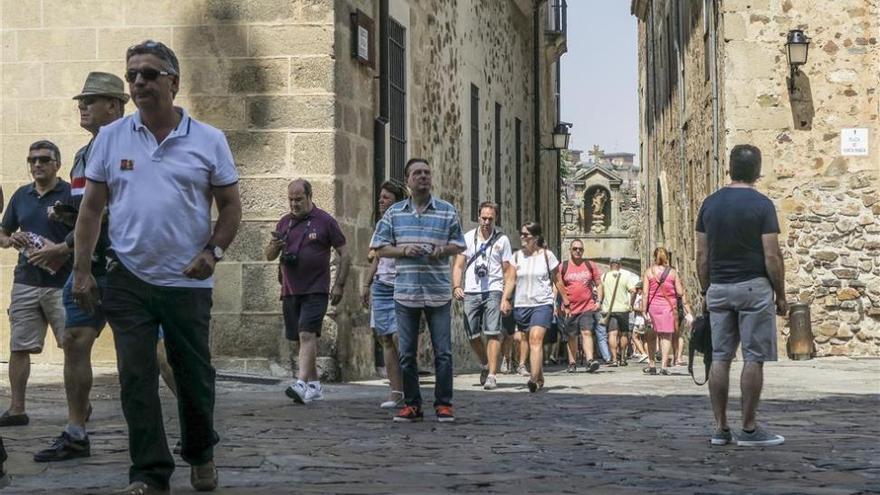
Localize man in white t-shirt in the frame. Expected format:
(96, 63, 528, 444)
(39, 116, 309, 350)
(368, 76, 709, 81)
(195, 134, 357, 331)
(453, 201, 512, 390)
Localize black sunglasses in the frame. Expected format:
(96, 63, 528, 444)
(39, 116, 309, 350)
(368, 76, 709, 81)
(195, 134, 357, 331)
(77, 96, 105, 106)
(125, 68, 174, 83)
(27, 156, 56, 165)
(570, 247, 584, 252)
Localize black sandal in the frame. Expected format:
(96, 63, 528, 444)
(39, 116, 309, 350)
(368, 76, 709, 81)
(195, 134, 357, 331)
(642, 367, 657, 375)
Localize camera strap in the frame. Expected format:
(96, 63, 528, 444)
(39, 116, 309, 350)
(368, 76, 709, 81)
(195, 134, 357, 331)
(465, 230, 501, 271)
(281, 215, 311, 257)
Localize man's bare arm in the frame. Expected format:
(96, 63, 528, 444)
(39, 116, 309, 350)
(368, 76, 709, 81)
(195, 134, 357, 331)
(696, 232, 710, 293)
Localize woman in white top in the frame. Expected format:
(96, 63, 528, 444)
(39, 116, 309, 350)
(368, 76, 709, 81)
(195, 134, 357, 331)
(363, 180, 408, 408)
(629, 282, 649, 361)
(502, 222, 569, 393)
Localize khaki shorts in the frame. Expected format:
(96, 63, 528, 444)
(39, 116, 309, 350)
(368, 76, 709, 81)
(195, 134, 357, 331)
(8, 283, 66, 353)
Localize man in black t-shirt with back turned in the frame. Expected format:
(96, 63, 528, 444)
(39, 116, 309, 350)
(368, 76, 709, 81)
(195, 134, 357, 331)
(696, 144, 787, 448)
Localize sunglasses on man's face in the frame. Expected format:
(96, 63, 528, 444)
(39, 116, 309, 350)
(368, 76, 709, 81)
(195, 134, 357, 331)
(571, 247, 584, 252)
(27, 156, 56, 165)
(125, 68, 173, 83)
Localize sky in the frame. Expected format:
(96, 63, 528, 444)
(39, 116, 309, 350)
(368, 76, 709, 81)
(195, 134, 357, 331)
(561, 1, 639, 165)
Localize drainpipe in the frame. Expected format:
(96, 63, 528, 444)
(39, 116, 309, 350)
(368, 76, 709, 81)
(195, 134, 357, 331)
(555, 60, 562, 256)
(708, 0, 720, 191)
(373, 0, 390, 220)
(533, 0, 545, 223)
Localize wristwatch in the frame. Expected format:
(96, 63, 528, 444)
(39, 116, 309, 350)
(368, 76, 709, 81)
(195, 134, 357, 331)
(204, 243, 224, 261)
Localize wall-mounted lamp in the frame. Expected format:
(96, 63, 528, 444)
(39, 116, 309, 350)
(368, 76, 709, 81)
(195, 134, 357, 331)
(563, 207, 574, 225)
(785, 29, 810, 91)
(551, 122, 572, 151)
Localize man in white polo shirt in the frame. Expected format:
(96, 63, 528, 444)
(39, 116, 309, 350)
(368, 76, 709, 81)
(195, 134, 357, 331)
(73, 40, 241, 495)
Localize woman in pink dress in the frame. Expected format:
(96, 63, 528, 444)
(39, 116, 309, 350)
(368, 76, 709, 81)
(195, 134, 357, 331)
(640, 247, 692, 375)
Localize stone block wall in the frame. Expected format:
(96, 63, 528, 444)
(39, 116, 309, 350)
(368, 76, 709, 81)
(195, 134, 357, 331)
(1, 0, 561, 377)
(0, 0, 339, 370)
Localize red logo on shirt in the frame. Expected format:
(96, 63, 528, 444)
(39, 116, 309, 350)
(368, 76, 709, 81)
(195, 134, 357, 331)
(120, 159, 134, 171)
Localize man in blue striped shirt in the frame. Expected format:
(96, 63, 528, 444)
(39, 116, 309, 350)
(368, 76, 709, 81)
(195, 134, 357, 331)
(371, 158, 465, 423)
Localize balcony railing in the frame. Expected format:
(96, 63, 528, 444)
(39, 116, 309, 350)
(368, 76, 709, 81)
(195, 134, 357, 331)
(546, 0, 567, 37)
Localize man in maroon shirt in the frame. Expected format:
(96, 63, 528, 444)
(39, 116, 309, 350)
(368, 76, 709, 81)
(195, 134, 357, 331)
(560, 240, 604, 373)
(266, 179, 350, 404)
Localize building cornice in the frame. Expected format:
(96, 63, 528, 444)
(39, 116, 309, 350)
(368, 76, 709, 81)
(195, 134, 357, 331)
(631, 0, 649, 21)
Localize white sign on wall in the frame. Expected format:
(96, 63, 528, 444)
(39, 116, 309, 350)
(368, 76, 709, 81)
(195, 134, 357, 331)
(358, 26, 370, 61)
(840, 128, 869, 156)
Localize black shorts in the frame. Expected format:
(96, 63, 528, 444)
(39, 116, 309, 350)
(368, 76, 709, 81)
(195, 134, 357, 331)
(606, 312, 631, 335)
(282, 294, 328, 340)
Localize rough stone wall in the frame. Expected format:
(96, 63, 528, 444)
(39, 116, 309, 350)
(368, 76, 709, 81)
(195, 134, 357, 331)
(393, 0, 554, 372)
(0, 0, 338, 371)
(722, 0, 880, 356)
(331, 0, 378, 380)
(634, 0, 723, 316)
(636, 0, 880, 356)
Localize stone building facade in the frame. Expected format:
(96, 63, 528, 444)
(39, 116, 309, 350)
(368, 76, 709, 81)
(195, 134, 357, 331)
(560, 149, 641, 273)
(632, 0, 880, 356)
(0, 0, 566, 378)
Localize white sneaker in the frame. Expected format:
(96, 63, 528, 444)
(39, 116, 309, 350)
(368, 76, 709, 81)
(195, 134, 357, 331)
(380, 391, 404, 409)
(305, 383, 323, 402)
(285, 380, 310, 404)
(483, 375, 498, 390)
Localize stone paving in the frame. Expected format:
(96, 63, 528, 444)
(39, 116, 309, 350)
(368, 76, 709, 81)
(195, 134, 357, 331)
(0, 357, 877, 494)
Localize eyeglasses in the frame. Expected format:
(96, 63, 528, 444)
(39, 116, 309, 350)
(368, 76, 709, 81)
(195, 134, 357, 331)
(570, 247, 584, 252)
(125, 68, 174, 83)
(27, 156, 56, 165)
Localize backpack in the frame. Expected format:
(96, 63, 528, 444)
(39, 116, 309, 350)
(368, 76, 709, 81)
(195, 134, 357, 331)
(561, 260, 601, 300)
(560, 260, 601, 282)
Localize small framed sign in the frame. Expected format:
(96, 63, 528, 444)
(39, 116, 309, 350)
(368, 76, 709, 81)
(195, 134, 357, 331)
(351, 9, 375, 68)
(841, 128, 869, 156)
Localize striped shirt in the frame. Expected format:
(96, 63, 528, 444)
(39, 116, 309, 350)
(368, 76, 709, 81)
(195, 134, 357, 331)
(370, 195, 466, 307)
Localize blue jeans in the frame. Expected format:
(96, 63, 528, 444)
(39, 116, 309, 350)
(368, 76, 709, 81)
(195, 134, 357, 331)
(594, 321, 612, 362)
(395, 301, 453, 408)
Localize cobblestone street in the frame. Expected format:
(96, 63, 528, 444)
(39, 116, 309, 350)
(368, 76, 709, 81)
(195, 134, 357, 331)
(0, 357, 877, 494)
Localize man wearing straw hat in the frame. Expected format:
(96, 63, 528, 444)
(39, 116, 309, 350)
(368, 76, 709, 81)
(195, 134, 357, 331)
(30, 72, 128, 463)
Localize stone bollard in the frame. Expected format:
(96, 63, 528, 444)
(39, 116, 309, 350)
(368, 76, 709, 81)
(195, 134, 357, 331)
(787, 303, 814, 360)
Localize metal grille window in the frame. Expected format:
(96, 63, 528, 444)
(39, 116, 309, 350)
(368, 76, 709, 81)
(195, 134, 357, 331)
(389, 19, 406, 181)
(494, 103, 502, 221)
(470, 84, 480, 221)
(515, 118, 522, 228)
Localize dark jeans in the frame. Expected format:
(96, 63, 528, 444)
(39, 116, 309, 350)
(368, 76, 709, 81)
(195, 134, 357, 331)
(395, 301, 453, 408)
(103, 262, 218, 490)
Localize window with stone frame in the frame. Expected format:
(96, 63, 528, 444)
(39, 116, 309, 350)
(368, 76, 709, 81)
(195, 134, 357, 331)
(494, 102, 502, 221)
(389, 18, 407, 181)
(470, 84, 480, 221)
(515, 117, 523, 228)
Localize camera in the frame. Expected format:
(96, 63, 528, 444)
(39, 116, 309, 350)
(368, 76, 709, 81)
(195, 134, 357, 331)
(280, 253, 298, 266)
(474, 263, 488, 278)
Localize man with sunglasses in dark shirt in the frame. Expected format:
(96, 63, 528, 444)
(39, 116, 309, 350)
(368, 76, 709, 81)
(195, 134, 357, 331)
(0, 141, 72, 428)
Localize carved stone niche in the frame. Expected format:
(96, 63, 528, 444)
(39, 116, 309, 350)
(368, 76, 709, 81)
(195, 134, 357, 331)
(575, 165, 623, 235)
